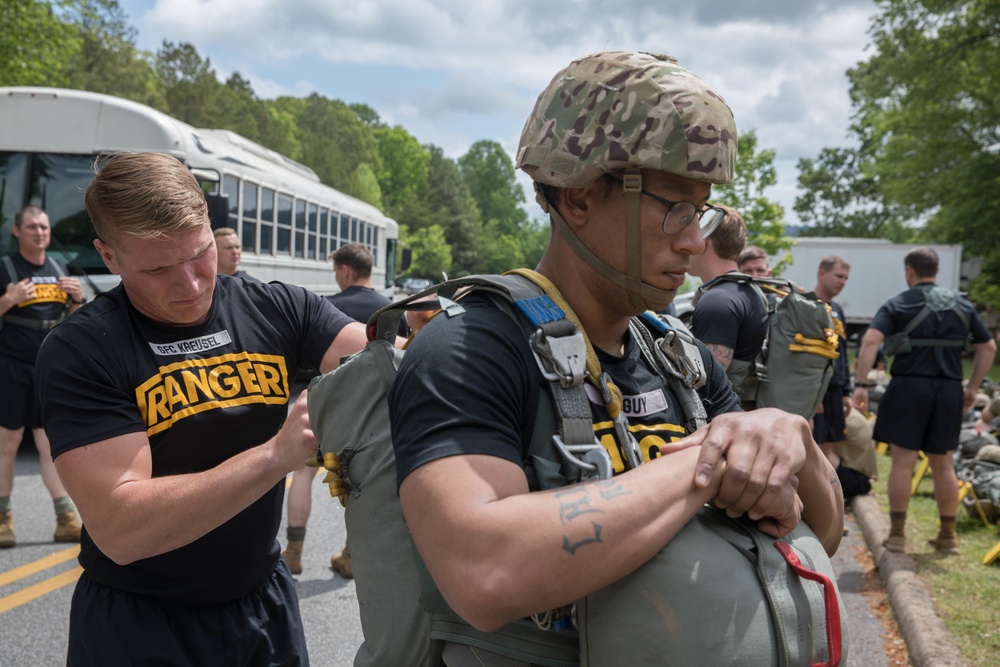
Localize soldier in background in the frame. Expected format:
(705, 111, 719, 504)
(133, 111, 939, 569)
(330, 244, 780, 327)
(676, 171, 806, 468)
(0, 205, 84, 548)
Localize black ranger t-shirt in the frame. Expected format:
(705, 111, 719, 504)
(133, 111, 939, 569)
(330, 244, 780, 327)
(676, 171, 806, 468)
(828, 301, 851, 391)
(0, 253, 72, 363)
(36, 275, 351, 603)
(389, 294, 740, 489)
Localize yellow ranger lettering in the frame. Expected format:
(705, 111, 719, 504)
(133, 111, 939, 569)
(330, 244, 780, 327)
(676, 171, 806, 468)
(19, 283, 68, 307)
(593, 419, 687, 474)
(182, 368, 215, 402)
(209, 365, 240, 399)
(136, 353, 290, 436)
(236, 361, 261, 393)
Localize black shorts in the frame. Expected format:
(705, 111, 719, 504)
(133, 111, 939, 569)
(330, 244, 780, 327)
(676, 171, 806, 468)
(873, 376, 962, 455)
(67, 558, 309, 666)
(813, 388, 848, 445)
(837, 465, 872, 501)
(0, 356, 40, 430)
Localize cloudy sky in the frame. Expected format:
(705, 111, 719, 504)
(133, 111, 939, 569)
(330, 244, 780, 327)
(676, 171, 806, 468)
(117, 0, 881, 225)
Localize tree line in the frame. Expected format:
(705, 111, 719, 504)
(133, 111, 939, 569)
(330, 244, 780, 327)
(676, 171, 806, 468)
(795, 0, 1000, 305)
(10, 1, 990, 301)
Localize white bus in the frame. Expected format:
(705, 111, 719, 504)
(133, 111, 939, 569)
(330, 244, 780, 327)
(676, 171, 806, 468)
(0, 87, 401, 296)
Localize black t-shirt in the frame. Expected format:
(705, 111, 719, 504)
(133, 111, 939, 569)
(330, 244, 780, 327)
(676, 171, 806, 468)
(0, 253, 71, 363)
(827, 300, 851, 392)
(870, 282, 991, 380)
(389, 294, 740, 488)
(232, 270, 262, 283)
(36, 275, 351, 603)
(691, 276, 768, 362)
(326, 285, 392, 324)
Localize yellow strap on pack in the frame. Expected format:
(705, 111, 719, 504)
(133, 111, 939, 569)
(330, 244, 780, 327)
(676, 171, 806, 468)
(307, 451, 349, 507)
(504, 268, 625, 418)
(789, 332, 841, 360)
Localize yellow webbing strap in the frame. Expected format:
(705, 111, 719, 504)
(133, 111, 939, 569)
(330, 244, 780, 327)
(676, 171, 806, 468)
(789, 332, 841, 360)
(505, 268, 625, 419)
(307, 452, 348, 507)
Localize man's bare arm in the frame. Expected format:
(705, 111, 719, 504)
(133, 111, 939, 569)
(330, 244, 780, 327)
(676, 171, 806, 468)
(54, 392, 319, 565)
(705, 342, 735, 371)
(400, 447, 725, 633)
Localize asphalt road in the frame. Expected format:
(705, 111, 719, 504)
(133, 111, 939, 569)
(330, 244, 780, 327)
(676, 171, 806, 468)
(1, 446, 896, 666)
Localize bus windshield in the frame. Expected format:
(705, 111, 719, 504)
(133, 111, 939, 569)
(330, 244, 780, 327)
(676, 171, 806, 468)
(1, 151, 106, 274)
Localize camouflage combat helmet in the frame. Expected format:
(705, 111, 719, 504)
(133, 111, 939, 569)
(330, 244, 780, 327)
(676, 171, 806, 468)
(517, 51, 737, 188)
(516, 51, 738, 311)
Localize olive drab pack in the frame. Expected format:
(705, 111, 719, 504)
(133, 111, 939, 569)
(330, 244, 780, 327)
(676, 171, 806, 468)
(307, 271, 847, 667)
(882, 284, 970, 357)
(692, 273, 839, 420)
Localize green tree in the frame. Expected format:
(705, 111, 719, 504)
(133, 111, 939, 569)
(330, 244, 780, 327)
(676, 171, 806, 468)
(405, 223, 452, 278)
(62, 0, 163, 107)
(412, 146, 479, 275)
(795, 147, 911, 241)
(458, 140, 528, 237)
(0, 0, 81, 86)
(156, 41, 225, 127)
(713, 129, 788, 256)
(842, 0, 1000, 301)
(269, 94, 382, 204)
(374, 125, 429, 220)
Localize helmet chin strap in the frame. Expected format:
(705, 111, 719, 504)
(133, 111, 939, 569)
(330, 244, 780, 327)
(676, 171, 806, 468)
(536, 171, 678, 312)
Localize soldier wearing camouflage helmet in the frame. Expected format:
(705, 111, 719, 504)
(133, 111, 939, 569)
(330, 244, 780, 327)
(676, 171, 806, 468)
(389, 51, 842, 665)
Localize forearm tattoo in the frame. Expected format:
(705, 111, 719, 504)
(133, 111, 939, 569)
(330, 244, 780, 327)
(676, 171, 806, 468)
(555, 478, 631, 555)
(705, 343, 735, 370)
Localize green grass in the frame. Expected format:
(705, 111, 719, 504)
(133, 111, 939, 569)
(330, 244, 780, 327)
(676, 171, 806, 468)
(871, 453, 1000, 666)
(964, 357, 1000, 385)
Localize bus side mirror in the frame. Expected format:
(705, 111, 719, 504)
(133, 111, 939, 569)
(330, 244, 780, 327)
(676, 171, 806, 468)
(206, 193, 229, 229)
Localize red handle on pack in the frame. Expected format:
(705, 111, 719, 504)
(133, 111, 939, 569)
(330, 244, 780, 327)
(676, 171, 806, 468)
(774, 541, 842, 667)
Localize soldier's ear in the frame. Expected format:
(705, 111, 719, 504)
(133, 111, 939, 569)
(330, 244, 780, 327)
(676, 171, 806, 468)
(94, 239, 121, 276)
(559, 179, 610, 230)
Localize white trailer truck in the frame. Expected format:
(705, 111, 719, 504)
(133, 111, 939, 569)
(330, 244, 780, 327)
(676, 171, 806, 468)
(777, 238, 965, 339)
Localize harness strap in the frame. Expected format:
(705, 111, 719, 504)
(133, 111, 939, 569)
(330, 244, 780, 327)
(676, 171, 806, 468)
(1, 315, 63, 331)
(0, 255, 70, 331)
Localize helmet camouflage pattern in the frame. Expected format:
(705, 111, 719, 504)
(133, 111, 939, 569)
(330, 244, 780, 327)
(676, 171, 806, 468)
(516, 51, 737, 188)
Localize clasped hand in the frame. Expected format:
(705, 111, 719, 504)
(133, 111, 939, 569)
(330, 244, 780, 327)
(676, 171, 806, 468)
(660, 408, 810, 538)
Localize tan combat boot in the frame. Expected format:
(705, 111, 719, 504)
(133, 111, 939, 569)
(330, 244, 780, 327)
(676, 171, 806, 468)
(0, 511, 14, 548)
(54, 511, 82, 543)
(283, 540, 304, 575)
(331, 544, 352, 579)
(927, 534, 960, 555)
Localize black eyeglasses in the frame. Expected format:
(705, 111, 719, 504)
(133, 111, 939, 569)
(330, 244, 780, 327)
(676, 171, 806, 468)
(606, 175, 726, 237)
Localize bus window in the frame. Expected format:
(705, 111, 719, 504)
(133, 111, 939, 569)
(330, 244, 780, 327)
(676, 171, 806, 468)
(277, 194, 292, 255)
(27, 153, 100, 274)
(242, 182, 258, 252)
(307, 203, 318, 260)
(319, 207, 329, 260)
(294, 199, 306, 259)
(223, 175, 240, 231)
(0, 152, 29, 253)
(260, 188, 275, 254)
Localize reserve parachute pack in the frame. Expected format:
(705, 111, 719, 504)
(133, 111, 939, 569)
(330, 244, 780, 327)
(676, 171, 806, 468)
(693, 272, 839, 419)
(882, 284, 970, 357)
(307, 270, 847, 667)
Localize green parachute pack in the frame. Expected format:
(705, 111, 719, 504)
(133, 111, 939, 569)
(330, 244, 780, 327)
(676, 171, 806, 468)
(307, 271, 847, 667)
(693, 273, 839, 420)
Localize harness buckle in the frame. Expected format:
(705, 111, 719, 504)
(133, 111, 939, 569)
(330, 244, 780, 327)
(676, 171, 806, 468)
(654, 330, 706, 389)
(530, 327, 586, 388)
(550, 435, 613, 481)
